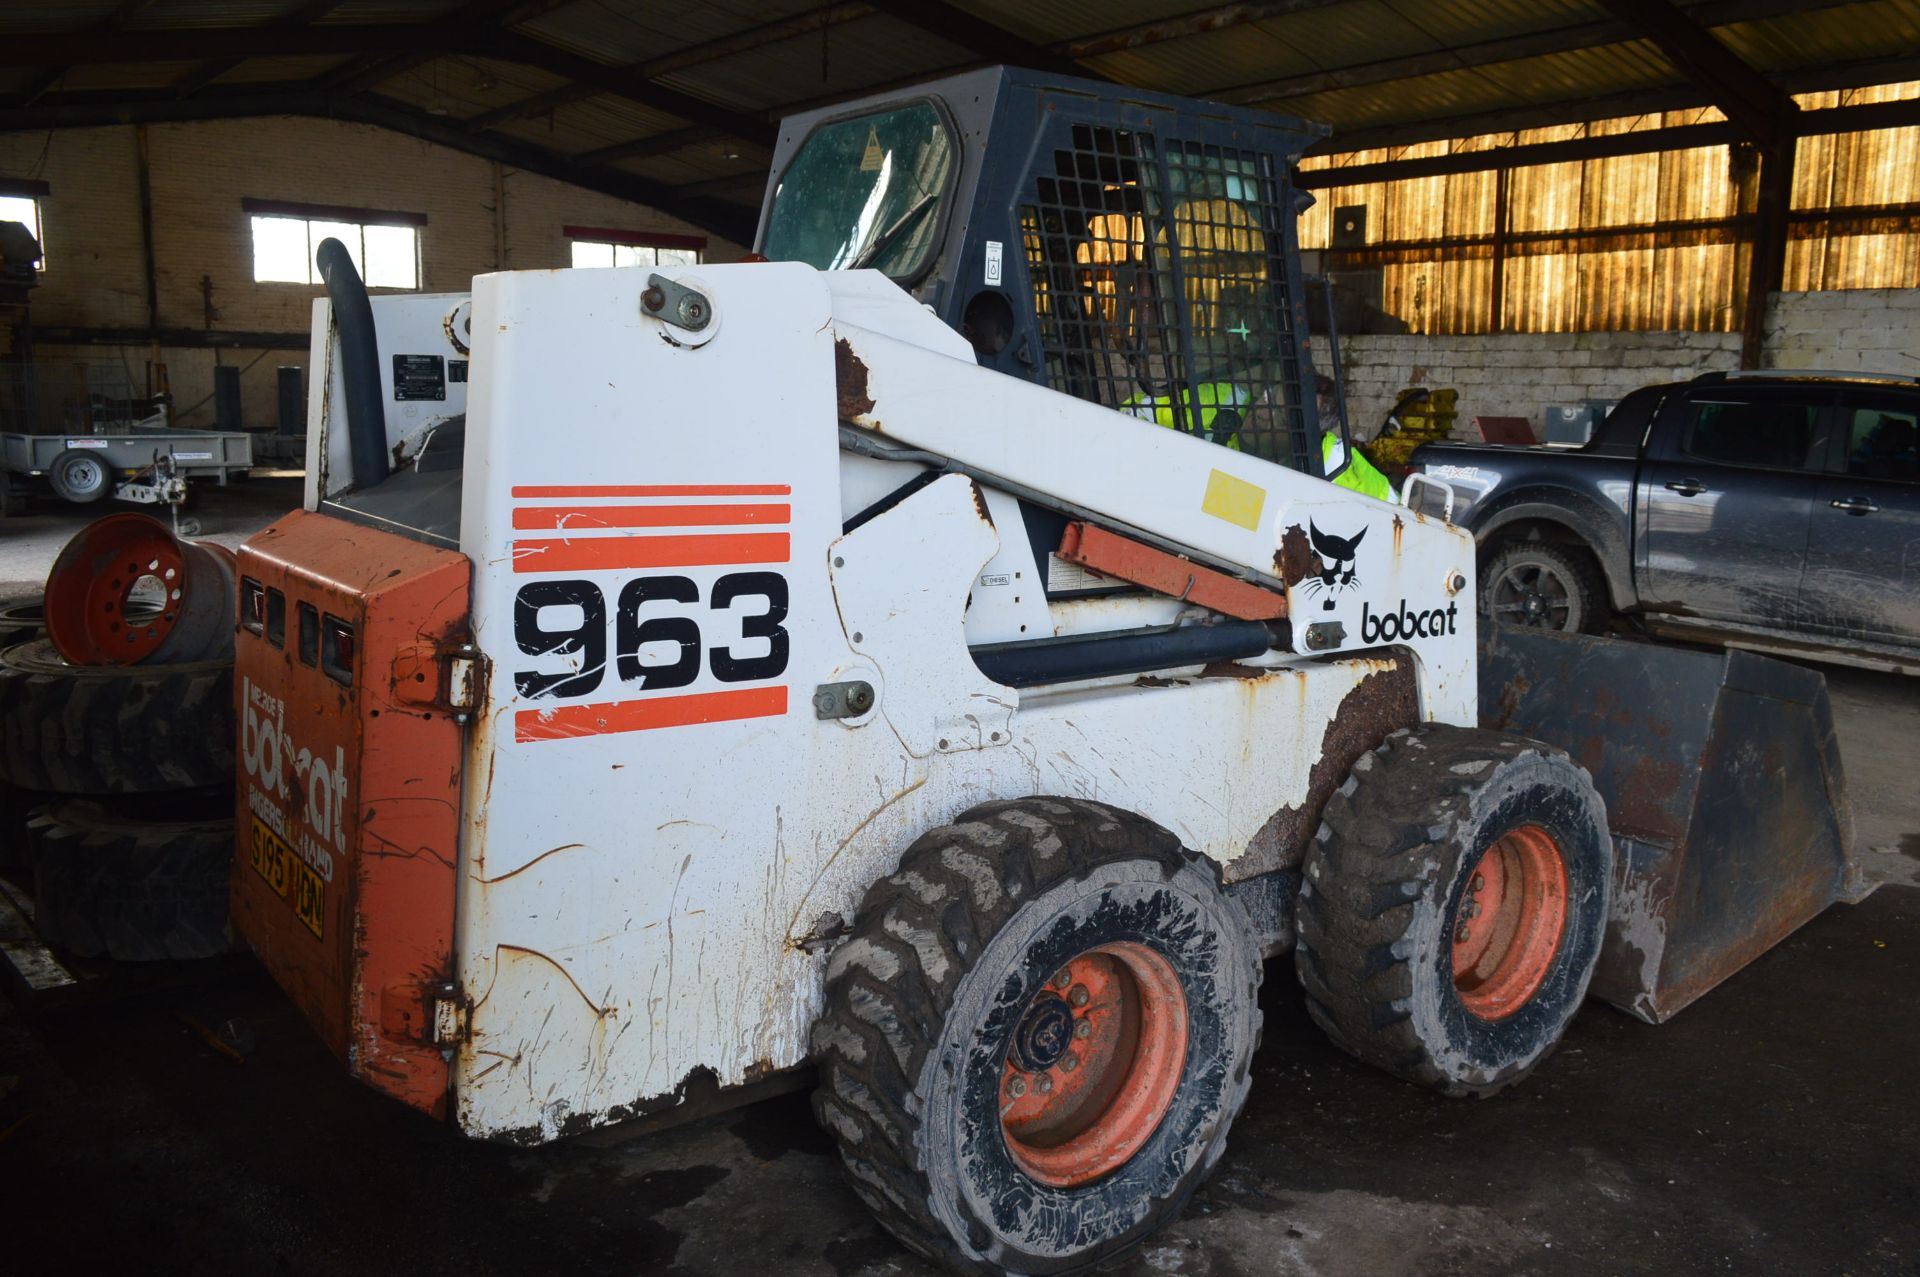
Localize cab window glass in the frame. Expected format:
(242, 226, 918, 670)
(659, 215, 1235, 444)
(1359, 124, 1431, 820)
(1843, 405, 1918, 482)
(1682, 398, 1823, 470)
(762, 103, 955, 280)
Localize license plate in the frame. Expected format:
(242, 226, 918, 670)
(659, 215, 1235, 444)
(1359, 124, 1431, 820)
(249, 817, 324, 940)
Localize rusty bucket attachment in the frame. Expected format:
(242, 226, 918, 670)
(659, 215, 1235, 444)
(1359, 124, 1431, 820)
(44, 512, 237, 665)
(1479, 626, 1867, 1025)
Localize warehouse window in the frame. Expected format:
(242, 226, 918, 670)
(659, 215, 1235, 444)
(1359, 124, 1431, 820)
(244, 198, 423, 289)
(565, 225, 704, 269)
(0, 188, 46, 269)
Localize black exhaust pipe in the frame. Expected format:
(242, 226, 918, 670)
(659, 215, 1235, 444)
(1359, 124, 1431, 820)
(315, 237, 390, 490)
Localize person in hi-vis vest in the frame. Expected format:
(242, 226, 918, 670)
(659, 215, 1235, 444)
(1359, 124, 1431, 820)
(1314, 373, 1396, 503)
(1122, 377, 1396, 502)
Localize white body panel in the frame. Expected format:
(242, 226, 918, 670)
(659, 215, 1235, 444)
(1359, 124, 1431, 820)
(305, 292, 471, 505)
(447, 262, 1476, 1141)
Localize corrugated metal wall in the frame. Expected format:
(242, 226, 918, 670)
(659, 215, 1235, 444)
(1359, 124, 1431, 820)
(1300, 82, 1920, 334)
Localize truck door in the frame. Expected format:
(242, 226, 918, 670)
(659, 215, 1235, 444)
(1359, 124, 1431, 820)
(1802, 388, 1920, 646)
(1637, 384, 1834, 629)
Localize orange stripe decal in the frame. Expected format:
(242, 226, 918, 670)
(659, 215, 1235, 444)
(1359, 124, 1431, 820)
(516, 685, 787, 743)
(511, 503, 790, 531)
(511, 484, 791, 498)
(512, 532, 789, 572)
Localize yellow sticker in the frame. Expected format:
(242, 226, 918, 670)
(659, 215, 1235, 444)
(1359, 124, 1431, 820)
(1201, 468, 1266, 531)
(859, 127, 884, 172)
(249, 816, 324, 940)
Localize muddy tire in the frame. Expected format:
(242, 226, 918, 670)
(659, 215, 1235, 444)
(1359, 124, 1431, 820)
(0, 639, 234, 794)
(0, 595, 44, 649)
(1295, 725, 1611, 1098)
(811, 797, 1262, 1274)
(29, 800, 235, 960)
(1482, 541, 1607, 634)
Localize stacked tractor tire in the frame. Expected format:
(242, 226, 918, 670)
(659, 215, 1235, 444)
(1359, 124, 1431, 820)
(0, 514, 238, 961)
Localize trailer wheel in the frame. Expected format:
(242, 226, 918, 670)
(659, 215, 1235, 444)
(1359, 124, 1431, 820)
(48, 449, 110, 504)
(1482, 541, 1606, 634)
(812, 797, 1261, 1274)
(0, 639, 233, 794)
(1295, 726, 1611, 1097)
(29, 800, 235, 960)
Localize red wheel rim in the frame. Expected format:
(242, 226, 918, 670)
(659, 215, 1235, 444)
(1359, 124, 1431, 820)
(44, 514, 189, 664)
(1000, 942, 1188, 1188)
(1451, 824, 1569, 1020)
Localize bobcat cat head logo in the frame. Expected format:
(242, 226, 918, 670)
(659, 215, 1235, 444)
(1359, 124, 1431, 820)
(1305, 521, 1366, 611)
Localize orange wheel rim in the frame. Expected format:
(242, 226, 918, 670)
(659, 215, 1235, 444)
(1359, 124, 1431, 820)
(999, 941, 1188, 1188)
(1451, 824, 1569, 1020)
(43, 514, 187, 665)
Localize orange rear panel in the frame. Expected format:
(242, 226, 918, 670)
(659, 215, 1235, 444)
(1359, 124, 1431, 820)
(232, 510, 469, 1118)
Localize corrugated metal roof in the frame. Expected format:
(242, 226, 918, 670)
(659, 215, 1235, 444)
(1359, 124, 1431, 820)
(374, 56, 570, 119)
(494, 94, 690, 152)
(1720, 0, 1920, 74)
(0, 0, 1917, 232)
(210, 55, 368, 86)
(0, 1, 125, 32)
(656, 13, 973, 114)
(59, 61, 211, 92)
(519, 0, 823, 69)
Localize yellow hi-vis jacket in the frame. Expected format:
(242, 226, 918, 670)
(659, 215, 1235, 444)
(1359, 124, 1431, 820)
(1322, 433, 1398, 503)
(1122, 383, 1246, 450)
(1124, 382, 1398, 502)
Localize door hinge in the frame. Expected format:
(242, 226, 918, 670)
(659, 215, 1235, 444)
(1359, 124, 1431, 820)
(431, 989, 471, 1045)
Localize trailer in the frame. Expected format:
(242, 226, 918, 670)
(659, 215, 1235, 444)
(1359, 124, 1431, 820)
(0, 427, 254, 514)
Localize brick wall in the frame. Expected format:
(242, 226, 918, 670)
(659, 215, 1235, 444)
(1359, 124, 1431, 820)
(0, 116, 746, 431)
(1333, 288, 1920, 440)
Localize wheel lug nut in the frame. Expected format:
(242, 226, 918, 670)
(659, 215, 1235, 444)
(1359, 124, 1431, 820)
(1037, 1074, 1054, 1093)
(1068, 985, 1090, 1008)
(1455, 925, 1471, 944)
(1007, 1075, 1027, 1098)
(1060, 1053, 1078, 1073)
(1074, 1020, 1091, 1040)
(1052, 969, 1071, 989)
(1471, 873, 1484, 892)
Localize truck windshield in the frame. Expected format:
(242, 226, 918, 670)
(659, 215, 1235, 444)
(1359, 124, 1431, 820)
(762, 102, 955, 280)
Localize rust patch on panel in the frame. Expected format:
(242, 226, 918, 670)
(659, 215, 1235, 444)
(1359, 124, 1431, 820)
(835, 338, 875, 421)
(1227, 664, 1420, 882)
(1275, 523, 1315, 587)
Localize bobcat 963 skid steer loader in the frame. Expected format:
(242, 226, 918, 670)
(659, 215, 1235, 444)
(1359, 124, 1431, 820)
(231, 68, 1863, 1274)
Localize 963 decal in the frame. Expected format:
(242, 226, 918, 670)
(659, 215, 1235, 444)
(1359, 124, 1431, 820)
(505, 483, 795, 743)
(513, 572, 788, 699)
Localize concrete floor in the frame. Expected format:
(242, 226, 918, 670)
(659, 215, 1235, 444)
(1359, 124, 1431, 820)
(0, 474, 305, 598)
(0, 482, 1916, 1275)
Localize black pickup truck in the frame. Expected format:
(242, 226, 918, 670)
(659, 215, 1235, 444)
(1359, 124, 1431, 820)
(1405, 371, 1920, 671)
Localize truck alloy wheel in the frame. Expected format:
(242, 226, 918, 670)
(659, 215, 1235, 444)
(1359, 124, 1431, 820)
(811, 797, 1261, 1273)
(1482, 542, 1605, 634)
(1296, 725, 1612, 1096)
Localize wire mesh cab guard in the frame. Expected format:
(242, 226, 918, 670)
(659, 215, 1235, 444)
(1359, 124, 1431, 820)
(757, 67, 1333, 476)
